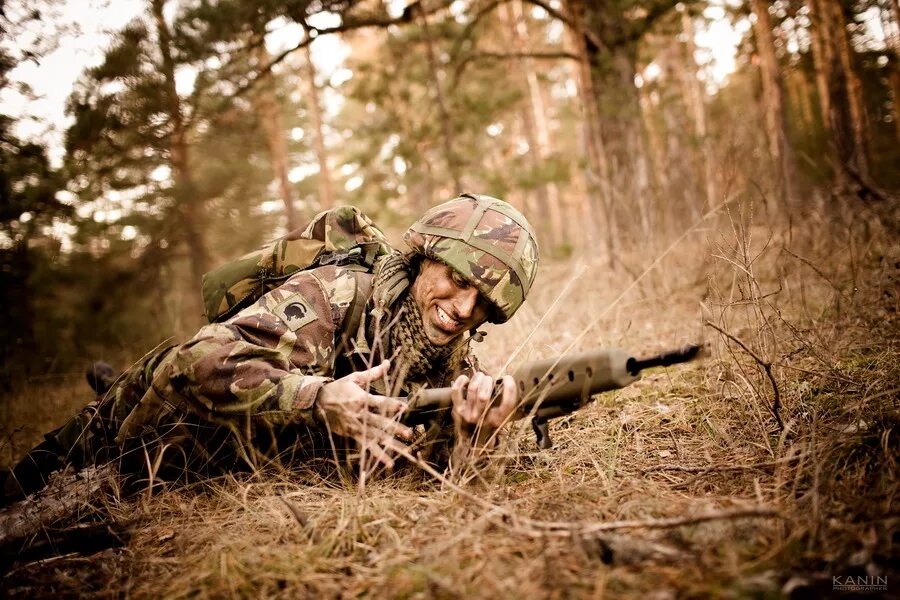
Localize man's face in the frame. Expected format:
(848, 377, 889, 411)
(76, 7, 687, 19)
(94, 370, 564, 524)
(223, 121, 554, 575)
(411, 259, 491, 346)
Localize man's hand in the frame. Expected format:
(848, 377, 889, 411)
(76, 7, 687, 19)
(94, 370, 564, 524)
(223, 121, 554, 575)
(315, 360, 413, 468)
(450, 372, 517, 445)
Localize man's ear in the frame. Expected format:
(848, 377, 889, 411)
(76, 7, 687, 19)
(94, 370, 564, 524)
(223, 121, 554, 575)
(406, 253, 423, 278)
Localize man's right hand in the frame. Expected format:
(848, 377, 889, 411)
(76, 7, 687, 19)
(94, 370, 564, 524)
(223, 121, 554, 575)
(314, 360, 412, 468)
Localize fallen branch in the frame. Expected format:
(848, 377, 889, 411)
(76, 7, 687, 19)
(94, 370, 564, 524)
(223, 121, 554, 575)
(642, 454, 807, 474)
(395, 447, 779, 549)
(578, 533, 686, 565)
(522, 507, 782, 536)
(0, 464, 118, 554)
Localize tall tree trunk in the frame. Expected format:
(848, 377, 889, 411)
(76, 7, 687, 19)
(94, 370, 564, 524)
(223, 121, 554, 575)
(652, 39, 697, 229)
(808, 0, 847, 185)
(883, 0, 900, 140)
(788, 66, 816, 131)
(603, 44, 653, 239)
(252, 47, 297, 230)
(808, 0, 886, 194)
(888, 51, 900, 144)
(416, 7, 462, 192)
(565, 0, 615, 264)
(830, 0, 872, 180)
(680, 7, 718, 212)
(303, 44, 336, 210)
(151, 0, 206, 324)
(377, 35, 437, 213)
(637, 49, 669, 208)
(502, 0, 566, 250)
(568, 0, 655, 242)
(750, 0, 797, 205)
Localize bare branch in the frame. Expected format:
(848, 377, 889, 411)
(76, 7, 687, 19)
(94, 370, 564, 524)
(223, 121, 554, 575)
(228, 0, 455, 100)
(526, 507, 783, 536)
(521, 0, 604, 49)
(643, 454, 808, 474)
(621, 0, 683, 45)
(520, 0, 575, 29)
(466, 50, 579, 61)
(452, 0, 506, 57)
(705, 320, 784, 431)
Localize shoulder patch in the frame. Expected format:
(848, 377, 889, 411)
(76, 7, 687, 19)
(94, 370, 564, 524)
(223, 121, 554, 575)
(273, 294, 318, 331)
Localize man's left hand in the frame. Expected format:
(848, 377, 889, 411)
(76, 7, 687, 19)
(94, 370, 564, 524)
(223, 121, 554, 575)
(450, 372, 517, 444)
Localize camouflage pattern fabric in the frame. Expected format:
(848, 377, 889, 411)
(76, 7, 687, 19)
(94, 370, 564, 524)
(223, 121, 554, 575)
(404, 193, 539, 323)
(12, 195, 539, 494)
(41, 262, 474, 486)
(202, 205, 393, 323)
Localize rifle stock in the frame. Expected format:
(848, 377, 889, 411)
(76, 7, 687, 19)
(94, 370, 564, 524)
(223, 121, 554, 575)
(403, 344, 704, 448)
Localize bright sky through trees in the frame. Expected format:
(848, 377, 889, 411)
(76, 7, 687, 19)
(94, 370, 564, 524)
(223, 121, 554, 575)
(2, 0, 745, 168)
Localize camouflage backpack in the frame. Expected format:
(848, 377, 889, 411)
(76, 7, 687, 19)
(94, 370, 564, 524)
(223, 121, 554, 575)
(201, 206, 394, 324)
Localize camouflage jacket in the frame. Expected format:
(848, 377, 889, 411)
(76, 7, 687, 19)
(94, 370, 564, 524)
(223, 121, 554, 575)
(103, 262, 474, 476)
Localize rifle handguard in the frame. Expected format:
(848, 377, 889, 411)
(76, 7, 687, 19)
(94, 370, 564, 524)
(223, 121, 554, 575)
(401, 345, 704, 447)
(402, 348, 635, 425)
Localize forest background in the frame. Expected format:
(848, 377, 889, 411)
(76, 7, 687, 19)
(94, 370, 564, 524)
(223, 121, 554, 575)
(0, 0, 898, 596)
(1, 0, 897, 379)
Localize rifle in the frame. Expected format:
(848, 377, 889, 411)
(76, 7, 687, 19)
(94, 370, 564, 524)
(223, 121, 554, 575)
(403, 344, 705, 448)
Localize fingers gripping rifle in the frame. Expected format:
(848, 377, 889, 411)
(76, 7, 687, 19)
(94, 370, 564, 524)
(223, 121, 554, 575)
(403, 345, 705, 449)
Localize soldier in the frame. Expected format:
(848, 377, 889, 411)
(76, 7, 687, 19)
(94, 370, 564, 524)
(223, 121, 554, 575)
(2, 194, 539, 502)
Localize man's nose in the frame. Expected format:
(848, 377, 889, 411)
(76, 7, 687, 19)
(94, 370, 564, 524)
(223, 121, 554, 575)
(451, 287, 480, 319)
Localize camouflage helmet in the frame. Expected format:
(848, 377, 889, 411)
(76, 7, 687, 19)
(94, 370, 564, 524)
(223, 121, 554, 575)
(403, 193, 539, 323)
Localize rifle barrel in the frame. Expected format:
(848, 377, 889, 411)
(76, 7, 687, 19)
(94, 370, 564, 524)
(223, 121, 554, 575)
(403, 347, 638, 425)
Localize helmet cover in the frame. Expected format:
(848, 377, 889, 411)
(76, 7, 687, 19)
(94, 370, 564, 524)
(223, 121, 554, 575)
(404, 193, 539, 323)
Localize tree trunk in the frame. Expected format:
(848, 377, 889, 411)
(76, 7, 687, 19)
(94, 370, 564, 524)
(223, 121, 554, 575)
(830, 0, 872, 180)
(252, 47, 298, 230)
(680, 8, 718, 212)
(808, 0, 835, 128)
(303, 44, 337, 210)
(376, 34, 438, 212)
(788, 66, 816, 131)
(152, 0, 206, 325)
(416, 7, 462, 192)
(808, 0, 847, 185)
(651, 39, 697, 229)
(883, 0, 900, 140)
(750, 0, 797, 206)
(502, 0, 566, 250)
(808, 0, 882, 192)
(564, 0, 615, 264)
(637, 54, 669, 212)
(568, 0, 655, 242)
(602, 44, 653, 239)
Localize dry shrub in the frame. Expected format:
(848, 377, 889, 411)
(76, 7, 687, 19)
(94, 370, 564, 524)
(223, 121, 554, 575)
(2, 198, 897, 598)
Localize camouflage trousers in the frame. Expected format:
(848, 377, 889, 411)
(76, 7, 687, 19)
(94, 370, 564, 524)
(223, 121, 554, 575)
(44, 350, 341, 492)
(4, 346, 251, 500)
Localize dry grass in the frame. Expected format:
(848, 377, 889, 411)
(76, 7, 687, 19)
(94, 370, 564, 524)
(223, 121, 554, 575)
(2, 200, 898, 598)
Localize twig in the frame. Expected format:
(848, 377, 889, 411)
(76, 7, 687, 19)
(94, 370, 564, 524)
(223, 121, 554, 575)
(781, 248, 847, 298)
(520, 507, 782, 536)
(229, 0, 456, 100)
(642, 455, 807, 474)
(279, 496, 308, 528)
(705, 320, 784, 431)
(392, 446, 779, 541)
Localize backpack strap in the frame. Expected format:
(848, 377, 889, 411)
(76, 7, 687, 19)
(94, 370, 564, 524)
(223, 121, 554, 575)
(347, 270, 373, 346)
(337, 268, 374, 358)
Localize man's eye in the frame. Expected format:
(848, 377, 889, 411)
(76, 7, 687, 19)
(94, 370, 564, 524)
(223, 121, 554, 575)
(452, 273, 470, 288)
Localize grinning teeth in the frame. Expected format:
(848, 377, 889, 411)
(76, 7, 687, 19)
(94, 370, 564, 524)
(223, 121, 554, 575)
(437, 306, 456, 328)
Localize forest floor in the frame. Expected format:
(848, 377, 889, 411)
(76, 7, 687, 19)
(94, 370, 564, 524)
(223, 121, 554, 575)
(1, 201, 898, 598)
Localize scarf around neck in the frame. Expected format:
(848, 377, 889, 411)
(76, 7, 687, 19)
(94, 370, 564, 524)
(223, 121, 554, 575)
(371, 252, 466, 389)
